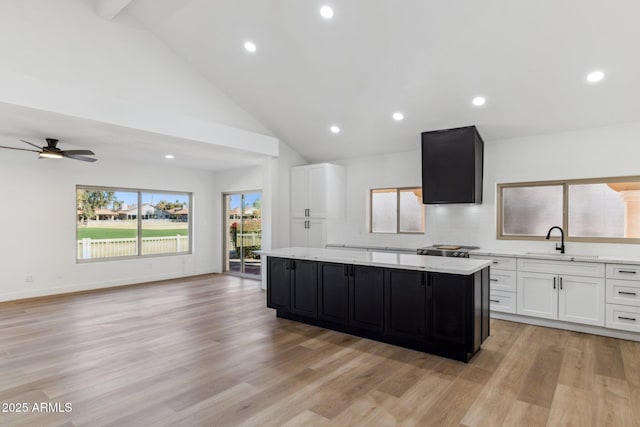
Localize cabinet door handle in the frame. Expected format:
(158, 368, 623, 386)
(305, 208, 310, 217)
(492, 261, 499, 264)
(490, 299, 500, 303)
(618, 316, 637, 322)
(560, 277, 563, 290)
(343, 265, 349, 276)
(553, 277, 556, 289)
(618, 291, 637, 296)
(490, 278, 498, 282)
(618, 270, 637, 274)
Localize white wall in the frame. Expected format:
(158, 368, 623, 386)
(0, 0, 269, 136)
(331, 150, 429, 249)
(0, 151, 217, 302)
(332, 121, 640, 257)
(0, 0, 279, 159)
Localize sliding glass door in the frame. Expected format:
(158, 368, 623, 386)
(224, 191, 262, 278)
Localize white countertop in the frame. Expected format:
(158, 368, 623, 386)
(258, 247, 491, 275)
(470, 249, 640, 265)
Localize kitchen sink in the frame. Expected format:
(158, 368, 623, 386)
(525, 252, 599, 260)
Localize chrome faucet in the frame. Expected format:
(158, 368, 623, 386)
(545, 226, 565, 254)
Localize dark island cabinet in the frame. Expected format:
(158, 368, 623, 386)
(317, 263, 384, 332)
(317, 262, 350, 326)
(290, 260, 318, 318)
(385, 269, 427, 340)
(350, 265, 384, 333)
(267, 257, 290, 310)
(430, 272, 471, 348)
(267, 256, 489, 362)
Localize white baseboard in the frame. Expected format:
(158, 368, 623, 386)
(491, 311, 640, 342)
(0, 270, 217, 303)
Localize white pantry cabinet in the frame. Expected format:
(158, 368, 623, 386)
(290, 219, 327, 248)
(290, 163, 345, 248)
(517, 259, 605, 327)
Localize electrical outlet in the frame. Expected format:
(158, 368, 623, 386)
(25, 275, 33, 283)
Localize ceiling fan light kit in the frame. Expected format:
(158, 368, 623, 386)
(0, 138, 97, 162)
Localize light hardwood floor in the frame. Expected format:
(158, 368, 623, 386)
(1, 274, 639, 427)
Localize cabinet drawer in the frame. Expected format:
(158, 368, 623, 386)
(489, 269, 516, 292)
(606, 279, 640, 307)
(489, 290, 516, 314)
(606, 304, 640, 333)
(517, 258, 604, 277)
(606, 264, 640, 281)
(471, 255, 516, 271)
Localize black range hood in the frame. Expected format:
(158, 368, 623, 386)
(421, 125, 484, 204)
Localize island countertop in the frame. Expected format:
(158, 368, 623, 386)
(258, 247, 491, 275)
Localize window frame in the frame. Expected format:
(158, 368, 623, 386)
(369, 187, 425, 234)
(497, 175, 640, 244)
(76, 185, 193, 263)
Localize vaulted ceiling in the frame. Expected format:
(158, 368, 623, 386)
(122, 0, 640, 162)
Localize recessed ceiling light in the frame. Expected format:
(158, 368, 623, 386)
(320, 6, 334, 19)
(330, 125, 340, 134)
(244, 41, 257, 53)
(472, 96, 486, 106)
(586, 70, 605, 83)
(165, 154, 175, 159)
(392, 112, 404, 121)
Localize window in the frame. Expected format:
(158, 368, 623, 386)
(370, 187, 425, 234)
(77, 186, 191, 261)
(498, 176, 640, 243)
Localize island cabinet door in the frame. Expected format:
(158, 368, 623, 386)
(384, 269, 427, 341)
(317, 262, 350, 326)
(430, 273, 473, 350)
(290, 260, 318, 318)
(267, 257, 291, 310)
(350, 265, 384, 333)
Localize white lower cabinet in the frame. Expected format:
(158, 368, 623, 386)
(489, 290, 516, 314)
(558, 275, 605, 326)
(517, 269, 605, 327)
(517, 272, 557, 320)
(606, 304, 640, 333)
(291, 219, 326, 248)
(606, 264, 640, 332)
(470, 255, 517, 314)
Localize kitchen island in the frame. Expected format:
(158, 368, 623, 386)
(260, 247, 492, 362)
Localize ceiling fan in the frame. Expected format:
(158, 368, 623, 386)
(0, 138, 97, 162)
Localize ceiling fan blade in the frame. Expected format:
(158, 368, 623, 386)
(20, 139, 43, 150)
(0, 145, 40, 153)
(63, 149, 95, 156)
(63, 153, 97, 162)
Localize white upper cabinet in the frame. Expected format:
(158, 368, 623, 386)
(290, 163, 345, 248)
(291, 163, 345, 219)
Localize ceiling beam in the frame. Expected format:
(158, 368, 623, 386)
(96, 0, 133, 20)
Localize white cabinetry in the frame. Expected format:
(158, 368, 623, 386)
(606, 264, 640, 333)
(290, 163, 345, 248)
(471, 255, 516, 313)
(516, 258, 605, 327)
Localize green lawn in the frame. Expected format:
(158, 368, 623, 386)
(77, 228, 189, 239)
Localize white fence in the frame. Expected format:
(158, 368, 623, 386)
(78, 236, 189, 259)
